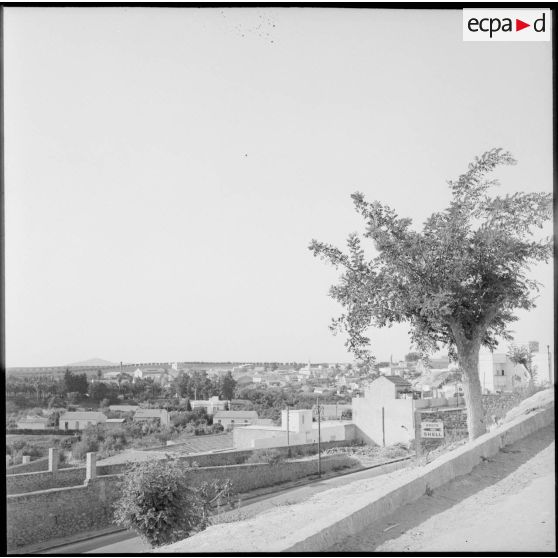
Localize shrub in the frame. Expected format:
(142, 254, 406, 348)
(113, 458, 233, 547)
(341, 409, 352, 420)
(246, 448, 283, 465)
(72, 439, 96, 460)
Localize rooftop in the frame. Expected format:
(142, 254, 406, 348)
(59, 412, 107, 421)
(214, 410, 258, 419)
(134, 408, 168, 418)
(383, 375, 412, 387)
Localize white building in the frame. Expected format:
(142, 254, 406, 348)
(478, 350, 531, 394)
(59, 412, 107, 431)
(352, 375, 454, 446)
(232, 408, 352, 450)
(16, 416, 50, 430)
(190, 396, 228, 415)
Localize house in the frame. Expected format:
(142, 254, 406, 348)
(109, 404, 139, 413)
(105, 418, 126, 429)
(16, 416, 50, 430)
(100, 370, 122, 384)
(378, 363, 408, 377)
(478, 350, 531, 394)
(59, 412, 107, 431)
(312, 403, 352, 420)
(191, 396, 228, 415)
(413, 368, 463, 399)
(352, 375, 458, 446)
(213, 410, 259, 430)
(133, 408, 170, 426)
(132, 367, 169, 384)
(415, 356, 457, 375)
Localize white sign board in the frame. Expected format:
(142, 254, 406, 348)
(421, 421, 444, 439)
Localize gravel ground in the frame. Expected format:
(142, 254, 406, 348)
(328, 424, 555, 552)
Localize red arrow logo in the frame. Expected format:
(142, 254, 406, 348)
(516, 19, 530, 31)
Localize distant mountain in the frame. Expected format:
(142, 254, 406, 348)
(67, 358, 118, 367)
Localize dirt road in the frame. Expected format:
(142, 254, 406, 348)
(328, 424, 555, 552)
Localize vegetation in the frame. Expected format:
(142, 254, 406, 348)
(507, 344, 536, 389)
(246, 448, 283, 465)
(310, 149, 551, 439)
(114, 458, 234, 547)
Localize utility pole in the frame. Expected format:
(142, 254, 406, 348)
(286, 405, 290, 456)
(317, 397, 322, 478)
(548, 345, 552, 384)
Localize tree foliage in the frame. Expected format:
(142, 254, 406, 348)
(507, 344, 536, 386)
(310, 149, 551, 438)
(114, 458, 233, 547)
(63, 370, 88, 396)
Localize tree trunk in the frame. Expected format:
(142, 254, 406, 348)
(457, 340, 486, 440)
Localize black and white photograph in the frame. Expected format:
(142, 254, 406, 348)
(2, 4, 555, 555)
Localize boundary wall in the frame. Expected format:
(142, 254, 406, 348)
(7, 438, 361, 495)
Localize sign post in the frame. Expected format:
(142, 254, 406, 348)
(414, 410, 422, 460)
(317, 397, 322, 478)
(420, 421, 444, 439)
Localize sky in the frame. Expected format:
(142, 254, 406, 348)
(4, 8, 553, 367)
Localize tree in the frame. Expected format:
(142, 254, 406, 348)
(507, 344, 536, 389)
(89, 382, 110, 403)
(310, 149, 551, 440)
(113, 458, 233, 547)
(219, 372, 237, 401)
(405, 352, 421, 362)
(64, 369, 88, 397)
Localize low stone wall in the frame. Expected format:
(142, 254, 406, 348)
(7, 457, 49, 474)
(182, 455, 356, 494)
(482, 389, 541, 425)
(7, 467, 87, 495)
(7, 475, 122, 550)
(8, 438, 362, 496)
(97, 438, 361, 474)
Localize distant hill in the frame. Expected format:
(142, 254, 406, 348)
(67, 358, 118, 367)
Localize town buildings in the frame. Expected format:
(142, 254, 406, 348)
(213, 410, 259, 429)
(16, 415, 50, 430)
(59, 411, 107, 431)
(132, 408, 170, 426)
(352, 375, 453, 446)
(190, 396, 229, 415)
(232, 408, 353, 450)
(478, 349, 532, 393)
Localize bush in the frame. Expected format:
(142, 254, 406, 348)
(246, 448, 283, 465)
(100, 428, 128, 454)
(72, 439, 97, 460)
(113, 458, 233, 547)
